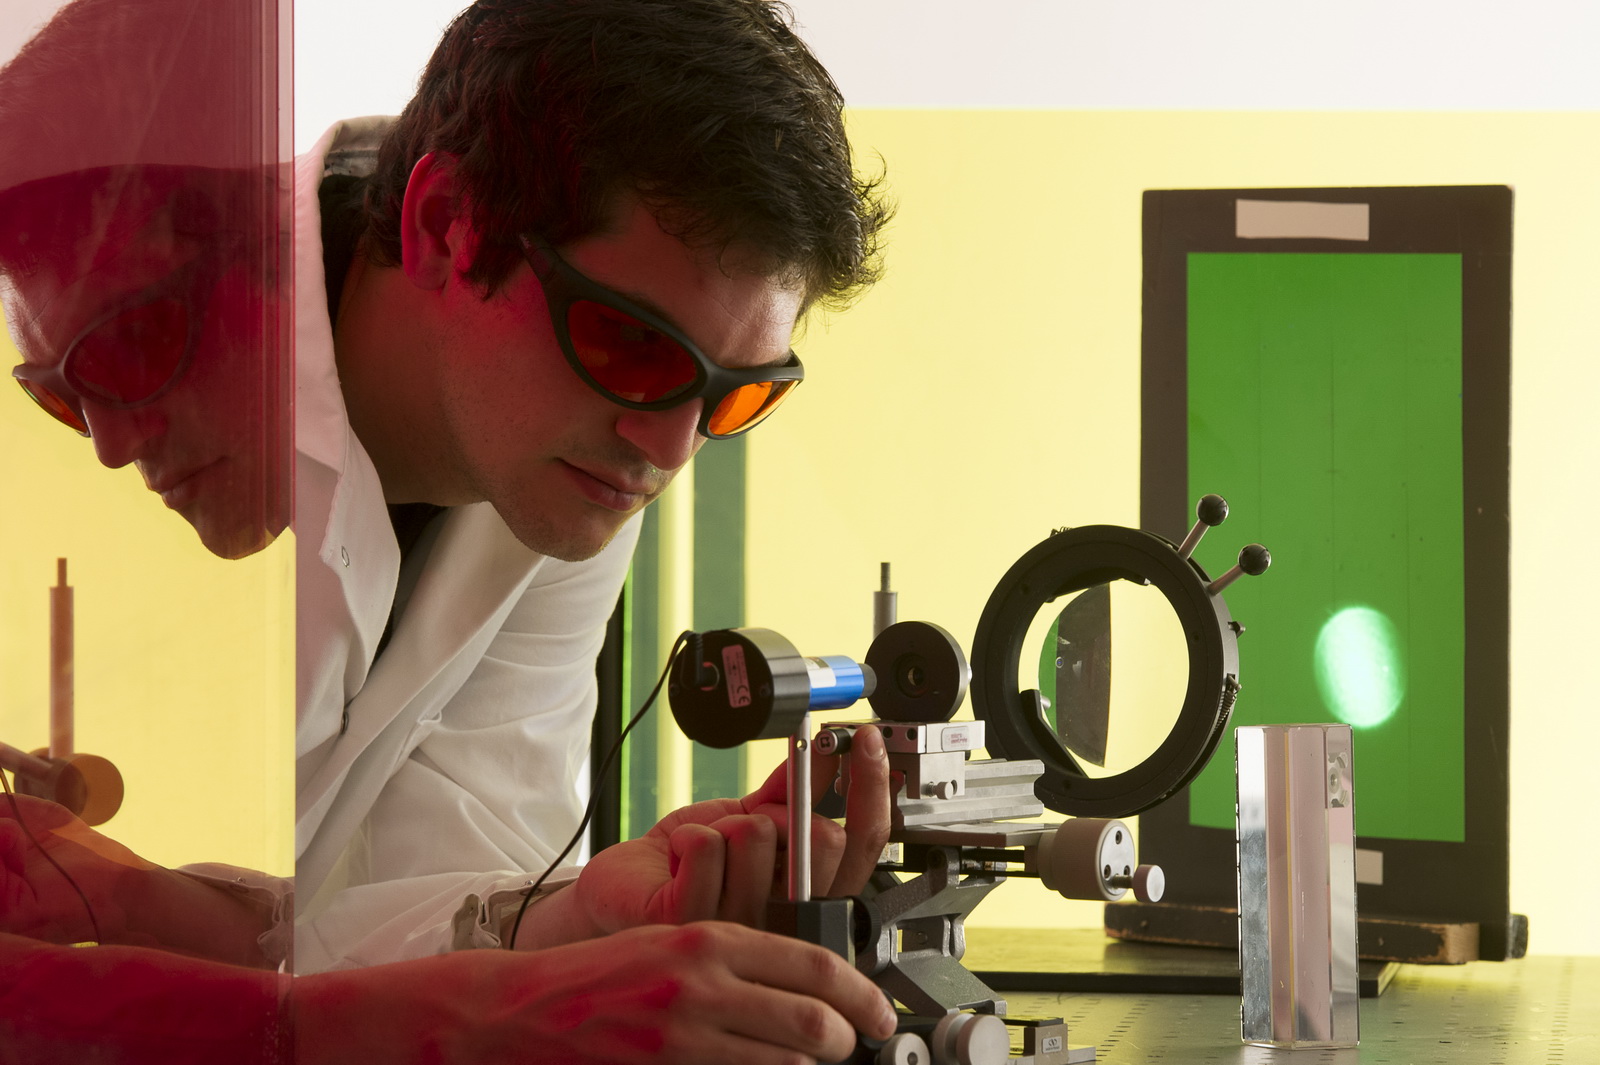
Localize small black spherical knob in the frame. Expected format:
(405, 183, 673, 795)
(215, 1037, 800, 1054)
(1239, 543, 1271, 575)
(1197, 494, 1229, 527)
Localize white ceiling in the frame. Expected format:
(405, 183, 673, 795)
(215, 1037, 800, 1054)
(2, 0, 1595, 156)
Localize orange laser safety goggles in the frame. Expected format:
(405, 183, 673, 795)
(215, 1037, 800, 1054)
(11, 254, 210, 437)
(520, 234, 803, 439)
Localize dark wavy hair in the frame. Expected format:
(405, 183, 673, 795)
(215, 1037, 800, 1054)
(362, 0, 890, 309)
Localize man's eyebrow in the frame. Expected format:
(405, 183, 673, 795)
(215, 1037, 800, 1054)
(602, 282, 681, 331)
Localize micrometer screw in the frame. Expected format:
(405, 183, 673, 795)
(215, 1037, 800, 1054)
(816, 726, 852, 756)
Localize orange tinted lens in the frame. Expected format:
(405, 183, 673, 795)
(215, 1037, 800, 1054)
(17, 378, 88, 434)
(72, 297, 188, 404)
(707, 378, 797, 436)
(568, 300, 697, 402)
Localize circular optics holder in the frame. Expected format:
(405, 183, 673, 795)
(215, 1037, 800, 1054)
(971, 524, 1241, 818)
(865, 620, 970, 723)
(668, 628, 812, 748)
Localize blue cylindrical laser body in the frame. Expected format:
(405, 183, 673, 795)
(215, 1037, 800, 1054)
(804, 655, 872, 710)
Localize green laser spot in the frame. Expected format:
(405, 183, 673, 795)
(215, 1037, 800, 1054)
(1315, 606, 1405, 728)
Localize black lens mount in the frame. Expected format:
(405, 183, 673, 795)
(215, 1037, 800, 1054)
(970, 525, 1241, 818)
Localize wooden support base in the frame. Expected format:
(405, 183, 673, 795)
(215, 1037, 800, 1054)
(1103, 901, 1526, 964)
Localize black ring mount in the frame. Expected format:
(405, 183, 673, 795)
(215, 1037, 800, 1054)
(970, 525, 1240, 819)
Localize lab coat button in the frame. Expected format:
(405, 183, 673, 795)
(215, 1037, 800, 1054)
(340, 546, 350, 567)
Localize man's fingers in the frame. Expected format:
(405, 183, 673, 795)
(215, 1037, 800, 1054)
(588, 923, 891, 1064)
(831, 722, 892, 895)
(698, 924, 898, 1049)
(809, 739, 841, 814)
(708, 814, 777, 927)
(665, 823, 727, 923)
(0, 820, 29, 883)
(743, 758, 789, 813)
(802, 816, 845, 899)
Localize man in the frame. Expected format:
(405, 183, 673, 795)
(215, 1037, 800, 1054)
(3, 0, 901, 1060)
(294, 0, 893, 969)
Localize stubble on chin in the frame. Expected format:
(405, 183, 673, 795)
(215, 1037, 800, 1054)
(495, 503, 633, 563)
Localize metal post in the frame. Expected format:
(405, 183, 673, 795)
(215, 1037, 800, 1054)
(788, 710, 812, 903)
(50, 558, 73, 760)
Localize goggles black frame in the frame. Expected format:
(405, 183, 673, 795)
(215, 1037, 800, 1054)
(519, 234, 803, 439)
(11, 252, 215, 437)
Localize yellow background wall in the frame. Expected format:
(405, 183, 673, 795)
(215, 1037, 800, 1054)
(0, 327, 293, 878)
(5, 108, 1592, 954)
(746, 111, 1600, 953)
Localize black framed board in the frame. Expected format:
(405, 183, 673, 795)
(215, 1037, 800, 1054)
(1137, 186, 1520, 959)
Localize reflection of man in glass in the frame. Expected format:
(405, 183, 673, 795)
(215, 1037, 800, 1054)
(2, 165, 290, 557)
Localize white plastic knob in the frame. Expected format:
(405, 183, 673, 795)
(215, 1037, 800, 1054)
(930, 1012, 1009, 1065)
(1134, 863, 1165, 903)
(878, 1032, 932, 1065)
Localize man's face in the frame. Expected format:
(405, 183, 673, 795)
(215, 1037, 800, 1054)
(3, 178, 289, 560)
(416, 199, 803, 562)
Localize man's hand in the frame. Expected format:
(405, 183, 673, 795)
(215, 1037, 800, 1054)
(0, 791, 151, 945)
(297, 922, 899, 1065)
(532, 723, 892, 947)
(0, 791, 277, 966)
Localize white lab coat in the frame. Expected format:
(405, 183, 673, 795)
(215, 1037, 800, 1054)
(292, 120, 638, 972)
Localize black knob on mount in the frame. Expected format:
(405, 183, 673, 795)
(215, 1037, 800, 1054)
(1178, 493, 1230, 558)
(1207, 543, 1273, 595)
(1238, 543, 1272, 576)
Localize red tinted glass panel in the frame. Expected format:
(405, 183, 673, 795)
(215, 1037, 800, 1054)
(0, 0, 293, 1051)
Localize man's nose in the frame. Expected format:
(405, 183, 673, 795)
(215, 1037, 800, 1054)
(614, 399, 704, 474)
(82, 403, 164, 469)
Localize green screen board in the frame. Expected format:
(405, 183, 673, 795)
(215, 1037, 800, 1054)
(1183, 252, 1466, 843)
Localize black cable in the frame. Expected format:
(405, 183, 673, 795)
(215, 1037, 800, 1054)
(506, 630, 691, 950)
(0, 767, 102, 946)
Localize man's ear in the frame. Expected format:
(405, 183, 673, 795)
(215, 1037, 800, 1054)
(399, 152, 464, 290)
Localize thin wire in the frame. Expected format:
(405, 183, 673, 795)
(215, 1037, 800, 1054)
(506, 629, 692, 950)
(0, 767, 102, 945)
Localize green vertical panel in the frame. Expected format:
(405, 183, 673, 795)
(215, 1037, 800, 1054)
(691, 439, 747, 803)
(1185, 253, 1466, 842)
(624, 505, 662, 840)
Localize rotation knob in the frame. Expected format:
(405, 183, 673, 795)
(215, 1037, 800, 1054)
(1207, 544, 1273, 596)
(1178, 493, 1231, 558)
(930, 1012, 1008, 1065)
(1037, 818, 1144, 901)
(815, 726, 853, 757)
(876, 1032, 932, 1065)
(1130, 864, 1165, 903)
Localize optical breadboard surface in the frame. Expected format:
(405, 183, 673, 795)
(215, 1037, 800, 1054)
(993, 954, 1593, 1063)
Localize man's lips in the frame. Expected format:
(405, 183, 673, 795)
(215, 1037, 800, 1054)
(561, 459, 661, 511)
(147, 459, 219, 509)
